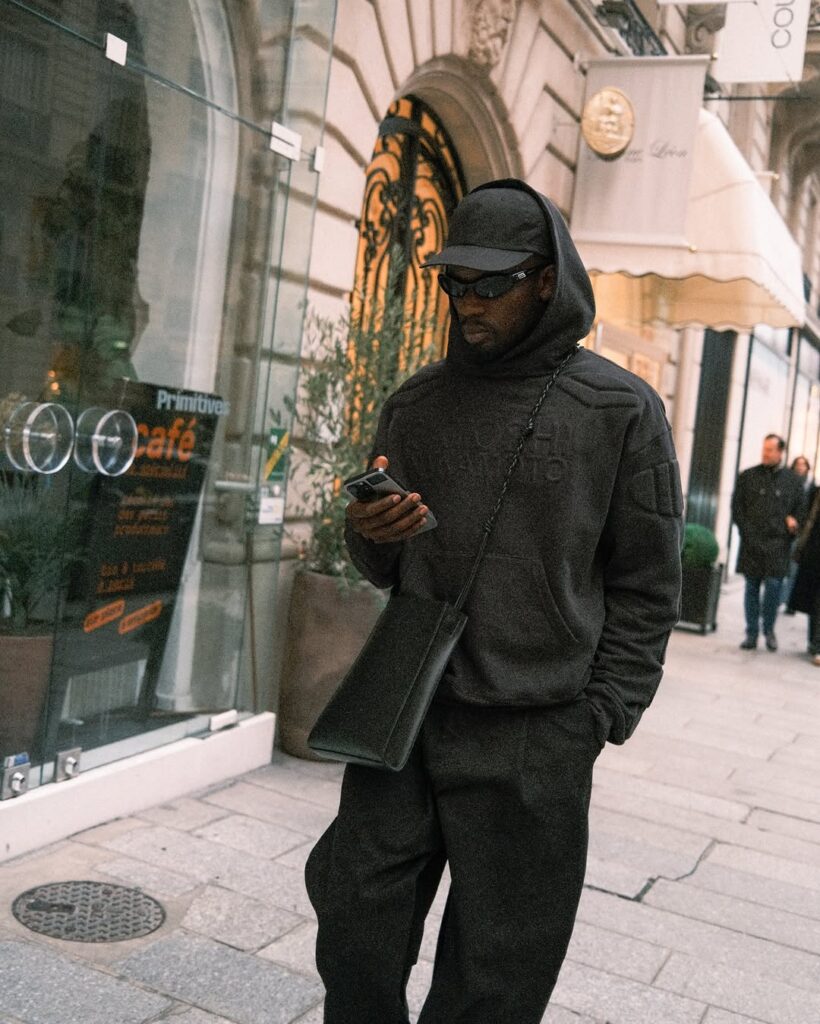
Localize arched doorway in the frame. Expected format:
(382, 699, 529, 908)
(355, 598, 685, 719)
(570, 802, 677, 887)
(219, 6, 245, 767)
(352, 95, 467, 363)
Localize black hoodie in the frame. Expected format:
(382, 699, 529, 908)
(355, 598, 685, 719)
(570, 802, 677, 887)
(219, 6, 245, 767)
(345, 179, 683, 745)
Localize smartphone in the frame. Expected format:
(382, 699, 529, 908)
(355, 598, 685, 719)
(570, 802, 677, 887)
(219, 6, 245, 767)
(343, 468, 438, 533)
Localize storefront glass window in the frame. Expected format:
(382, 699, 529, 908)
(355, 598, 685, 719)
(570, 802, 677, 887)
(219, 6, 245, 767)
(792, 340, 820, 470)
(0, 0, 335, 785)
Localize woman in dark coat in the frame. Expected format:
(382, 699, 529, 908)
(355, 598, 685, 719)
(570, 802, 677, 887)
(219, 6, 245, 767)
(789, 488, 820, 665)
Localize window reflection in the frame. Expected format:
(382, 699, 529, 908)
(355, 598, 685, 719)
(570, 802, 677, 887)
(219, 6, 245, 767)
(0, 0, 336, 776)
(0, 1, 233, 766)
(2, 2, 149, 410)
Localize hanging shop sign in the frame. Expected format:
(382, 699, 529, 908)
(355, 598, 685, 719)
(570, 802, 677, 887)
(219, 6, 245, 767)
(572, 56, 709, 249)
(580, 86, 635, 160)
(712, 0, 811, 85)
(577, 108, 805, 332)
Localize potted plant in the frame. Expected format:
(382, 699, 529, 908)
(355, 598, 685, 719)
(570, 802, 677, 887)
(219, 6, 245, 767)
(677, 522, 723, 634)
(277, 256, 436, 758)
(0, 473, 79, 759)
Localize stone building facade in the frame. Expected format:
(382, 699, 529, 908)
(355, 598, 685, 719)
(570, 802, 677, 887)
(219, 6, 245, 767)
(275, 0, 820, 642)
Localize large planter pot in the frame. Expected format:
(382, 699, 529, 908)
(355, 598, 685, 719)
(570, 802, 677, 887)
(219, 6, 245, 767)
(278, 570, 383, 760)
(0, 631, 54, 760)
(677, 563, 723, 634)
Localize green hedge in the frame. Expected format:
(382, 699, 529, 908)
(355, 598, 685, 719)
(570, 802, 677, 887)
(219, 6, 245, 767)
(682, 523, 719, 568)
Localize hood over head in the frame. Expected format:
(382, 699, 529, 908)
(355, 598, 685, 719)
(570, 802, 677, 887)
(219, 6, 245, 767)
(427, 179, 595, 379)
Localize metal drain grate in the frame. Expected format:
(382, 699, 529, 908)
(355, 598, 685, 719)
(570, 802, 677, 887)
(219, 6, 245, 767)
(12, 881, 165, 942)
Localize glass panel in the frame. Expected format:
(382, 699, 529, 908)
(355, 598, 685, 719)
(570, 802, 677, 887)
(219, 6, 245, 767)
(790, 375, 810, 461)
(805, 385, 820, 476)
(7, 0, 334, 138)
(1, 0, 338, 788)
(1, 10, 113, 771)
(753, 323, 791, 358)
(741, 342, 790, 474)
(8, 1, 243, 123)
(43, 71, 268, 766)
(253, 0, 337, 505)
(259, 0, 337, 154)
(0, 1, 265, 780)
(799, 337, 820, 379)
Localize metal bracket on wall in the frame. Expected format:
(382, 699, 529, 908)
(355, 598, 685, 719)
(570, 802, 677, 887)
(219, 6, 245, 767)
(270, 122, 302, 162)
(213, 479, 256, 528)
(208, 709, 239, 733)
(1, 753, 31, 800)
(213, 480, 256, 493)
(55, 748, 82, 783)
(105, 33, 128, 66)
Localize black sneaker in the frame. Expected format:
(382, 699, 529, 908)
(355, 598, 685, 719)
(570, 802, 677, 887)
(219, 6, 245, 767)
(739, 636, 757, 650)
(765, 633, 778, 652)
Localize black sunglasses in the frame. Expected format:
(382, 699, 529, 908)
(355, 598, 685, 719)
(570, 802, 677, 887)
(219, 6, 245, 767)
(437, 264, 545, 300)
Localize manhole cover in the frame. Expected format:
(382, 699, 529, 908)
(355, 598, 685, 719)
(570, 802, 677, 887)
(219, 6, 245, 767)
(12, 881, 165, 942)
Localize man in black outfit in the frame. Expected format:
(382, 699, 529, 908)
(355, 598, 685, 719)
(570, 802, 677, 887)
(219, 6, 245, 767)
(305, 179, 683, 1023)
(732, 434, 802, 650)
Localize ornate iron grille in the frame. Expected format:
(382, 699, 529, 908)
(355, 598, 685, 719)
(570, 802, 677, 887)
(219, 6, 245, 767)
(595, 1, 666, 56)
(352, 95, 466, 365)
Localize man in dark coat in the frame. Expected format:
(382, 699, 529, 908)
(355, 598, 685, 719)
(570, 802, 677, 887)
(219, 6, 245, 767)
(732, 434, 802, 650)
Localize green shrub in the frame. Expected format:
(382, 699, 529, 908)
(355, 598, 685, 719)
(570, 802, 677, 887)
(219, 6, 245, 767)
(682, 523, 719, 568)
(284, 248, 436, 584)
(0, 475, 80, 631)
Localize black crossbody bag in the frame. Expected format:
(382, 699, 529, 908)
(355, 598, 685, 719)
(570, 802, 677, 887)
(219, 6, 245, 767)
(307, 346, 578, 771)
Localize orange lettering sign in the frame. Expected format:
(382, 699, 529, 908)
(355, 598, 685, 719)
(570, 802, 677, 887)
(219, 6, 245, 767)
(134, 417, 197, 461)
(83, 599, 126, 633)
(118, 600, 163, 635)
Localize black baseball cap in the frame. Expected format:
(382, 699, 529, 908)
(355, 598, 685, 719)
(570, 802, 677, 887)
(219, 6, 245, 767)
(422, 186, 553, 272)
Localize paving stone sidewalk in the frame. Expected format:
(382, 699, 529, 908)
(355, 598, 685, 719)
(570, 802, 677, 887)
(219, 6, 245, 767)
(1, 580, 819, 1024)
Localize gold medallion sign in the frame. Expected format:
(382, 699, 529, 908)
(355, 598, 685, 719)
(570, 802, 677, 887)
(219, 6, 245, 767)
(581, 87, 635, 159)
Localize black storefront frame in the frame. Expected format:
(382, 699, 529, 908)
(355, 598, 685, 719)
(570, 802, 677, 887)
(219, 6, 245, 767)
(686, 328, 737, 534)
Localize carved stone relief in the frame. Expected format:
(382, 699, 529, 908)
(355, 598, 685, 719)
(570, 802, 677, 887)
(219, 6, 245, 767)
(468, 0, 519, 70)
(685, 4, 727, 55)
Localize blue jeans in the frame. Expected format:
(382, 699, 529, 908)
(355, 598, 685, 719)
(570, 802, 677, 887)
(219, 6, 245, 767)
(744, 576, 783, 638)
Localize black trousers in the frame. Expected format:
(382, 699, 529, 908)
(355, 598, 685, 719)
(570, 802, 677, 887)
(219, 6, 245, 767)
(809, 589, 820, 654)
(304, 698, 602, 1024)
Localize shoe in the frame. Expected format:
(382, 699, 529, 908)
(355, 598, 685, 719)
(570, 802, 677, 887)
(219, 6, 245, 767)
(739, 636, 757, 650)
(813, 654, 820, 666)
(765, 633, 778, 652)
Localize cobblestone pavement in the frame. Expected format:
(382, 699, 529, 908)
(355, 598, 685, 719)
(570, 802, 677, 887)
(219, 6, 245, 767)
(1, 580, 819, 1024)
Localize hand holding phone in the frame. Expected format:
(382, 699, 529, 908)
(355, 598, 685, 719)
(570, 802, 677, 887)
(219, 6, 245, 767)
(344, 459, 437, 541)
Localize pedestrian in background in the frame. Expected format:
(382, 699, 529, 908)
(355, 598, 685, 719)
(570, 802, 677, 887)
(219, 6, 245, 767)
(788, 486, 820, 664)
(783, 455, 814, 611)
(732, 434, 802, 651)
(305, 179, 683, 1024)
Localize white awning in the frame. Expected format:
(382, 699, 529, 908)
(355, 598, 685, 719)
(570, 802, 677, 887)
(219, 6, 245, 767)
(577, 110, 806, 332)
